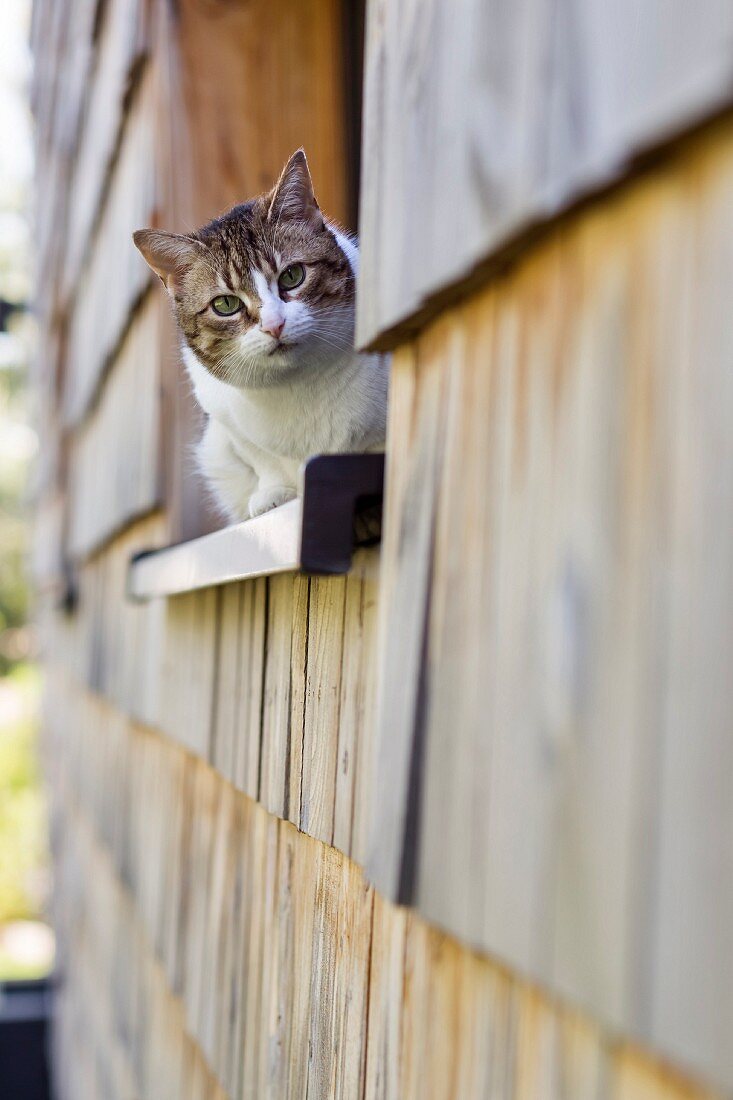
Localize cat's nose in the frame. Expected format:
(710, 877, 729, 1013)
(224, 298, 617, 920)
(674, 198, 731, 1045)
(260, 317, 285, 340)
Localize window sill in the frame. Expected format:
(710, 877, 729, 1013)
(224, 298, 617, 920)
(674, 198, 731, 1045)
(127, 453, 384, 601)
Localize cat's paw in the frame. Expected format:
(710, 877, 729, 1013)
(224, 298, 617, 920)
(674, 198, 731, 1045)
(248, 485, 297, 518)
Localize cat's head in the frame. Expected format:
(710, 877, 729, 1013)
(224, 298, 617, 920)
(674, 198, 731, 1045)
(133, 150, 357, 388)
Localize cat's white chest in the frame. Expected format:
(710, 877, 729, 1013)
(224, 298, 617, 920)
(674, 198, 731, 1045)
(184, 348, 298, 475)
(182, 343, 388, 520)
(184, 344, 381, 455)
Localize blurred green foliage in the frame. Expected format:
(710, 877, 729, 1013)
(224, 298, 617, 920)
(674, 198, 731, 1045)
(0, 664, 46, 925)
(0, 355, 33, 676)
(0, 0, 50, 978)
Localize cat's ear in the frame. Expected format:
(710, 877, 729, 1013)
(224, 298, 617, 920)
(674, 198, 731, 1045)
(267, 149, 323, 228)
(133, 229, 203, 292)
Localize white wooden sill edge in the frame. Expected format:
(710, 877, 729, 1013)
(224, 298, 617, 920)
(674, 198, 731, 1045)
(127, 499, 302, 601)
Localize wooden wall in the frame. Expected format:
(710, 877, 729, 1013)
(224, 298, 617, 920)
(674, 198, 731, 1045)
(357, 0, 733, 347)
(363, 89, 733, 1100)
(31, 0, 733, 1097)
(45, 666, 721, 1100)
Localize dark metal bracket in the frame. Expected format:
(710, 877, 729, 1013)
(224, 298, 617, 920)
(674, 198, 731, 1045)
(300, 452, 385, 574)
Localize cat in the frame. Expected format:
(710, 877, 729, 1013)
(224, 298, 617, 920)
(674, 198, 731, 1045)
(133, 150, 388, 520)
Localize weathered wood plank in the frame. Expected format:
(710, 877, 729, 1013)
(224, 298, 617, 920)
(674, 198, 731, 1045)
(168, 0, 350, 232)
(649, 136, 733, 1089)
(259, 575, 297, 819)
(306, 849, 372, 1099)
(160, 589, 219, 760)
(233, 577, 267, 800)
(334, 549, 381, 861)
(31, 0, 97, 311)
(50, 683, 731, 1100)
(412, 285, 502, 951)
(556, 1009, 608, 1100)
(368, 120, 733, 1090)
(259, 575, 292, 817)
(300, 574, 347, 843)
(357, 0, 733, 348)
(212, 583, 244, 784)
(333, 566, 368, 854)
(364, 891, 407, 1100)
(349, 550, 382, 868)
(64, 63, 158, 427)
(399, 916, 430, 1100)
(238, 803, 268, 1098)
(286, 575, 311, 828)
(62, 0, 148, 301)
(367, 337, 447, 899)
(610, 1045, 719, 1100)
(68, 293, 162, 559)
(284, 825, 320, 1100)
(545, 181, 688, 1031)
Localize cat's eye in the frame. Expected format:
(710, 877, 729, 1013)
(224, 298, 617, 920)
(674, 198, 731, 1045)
(278, 264, 306, 291)
(211, 295, 243, 316)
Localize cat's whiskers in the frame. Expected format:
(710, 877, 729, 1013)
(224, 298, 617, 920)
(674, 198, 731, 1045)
(309, 336, 353, 355)
(312, 325, 354, 342)
(211, 345, 259, 386)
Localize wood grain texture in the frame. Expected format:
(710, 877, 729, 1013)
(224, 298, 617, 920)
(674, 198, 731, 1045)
(368, 119, 733, 1091)
(259, 574, 302, 821)
(61, 0, 148, 302)
(211, 582, 244, 784)
(35, 0, 733, 1094)
(31, 0, 97, 317)
(236, 577, 268, 799)
(357, 0, 733, 348)
(366, 338, 447, 899)
(364, 892, 407, 1100)
(648, 136, 733, 1085)
(300, 574, 347, 842)
(63, 61, 158, 427)
(45, 682, 726, 1100)
(47, 536, 382, 869)
(68, 292, 163, 559)
(159, 588, 219, 759)
(167, 0, 350, 232)
(208, 575, 269, 800)
(335, 552, 380, 857)
(349, 552, 381, 867)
